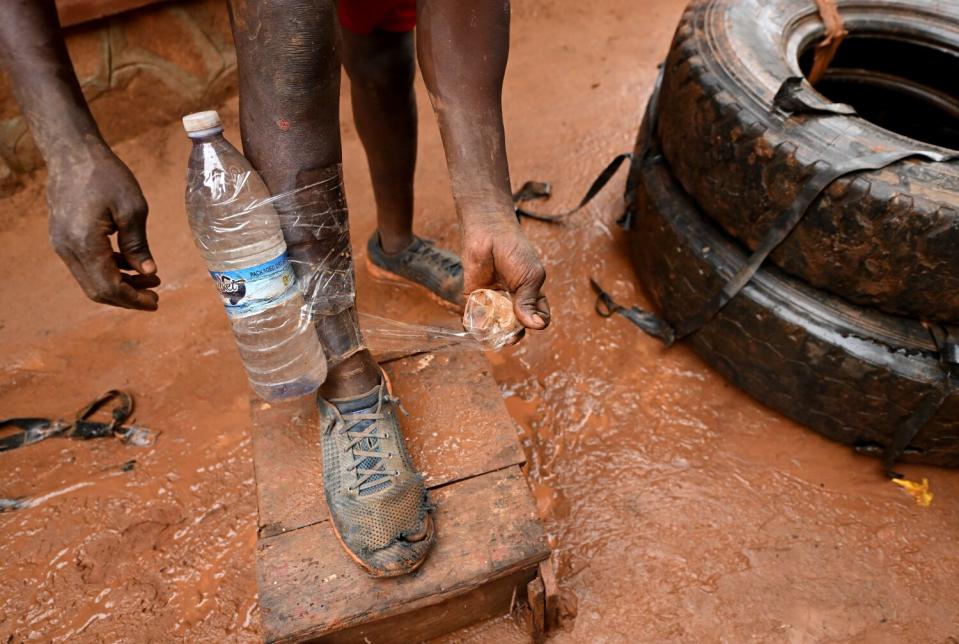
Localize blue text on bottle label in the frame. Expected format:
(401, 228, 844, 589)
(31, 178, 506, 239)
(210, 252, 297, 318)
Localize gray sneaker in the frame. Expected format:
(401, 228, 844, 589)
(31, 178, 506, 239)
(366, 232, 465, 310)
(318, 375, 435, 577)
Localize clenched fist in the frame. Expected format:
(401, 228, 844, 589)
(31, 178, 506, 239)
(461, 214, 549, 331)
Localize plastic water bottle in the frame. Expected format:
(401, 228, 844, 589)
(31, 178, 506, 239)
(182, 110, 327, 400)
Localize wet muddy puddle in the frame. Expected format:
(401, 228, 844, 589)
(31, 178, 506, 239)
(2, 0, 958, 641)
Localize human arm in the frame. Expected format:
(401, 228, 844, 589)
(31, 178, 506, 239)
(416, 0, 549, 329)
(0, 0, 158, 309)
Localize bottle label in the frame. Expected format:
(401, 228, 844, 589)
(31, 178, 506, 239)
(210, 252, 297, 318)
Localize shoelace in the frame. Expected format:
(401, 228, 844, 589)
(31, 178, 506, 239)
(409, 239, 462, 276)
(330, 393, 406, 493)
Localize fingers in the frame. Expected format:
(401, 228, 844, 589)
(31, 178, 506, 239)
(505, 327, 526, 346)
(115, 196, 157, 275)
(85, 240, 160, 310)
(52, 230, 159, 311)
(122, 272, 162, 290)
(45, 151, 159, 311)
(461, 225, 550, 332)
(512, 265, 550, 330)
(112, 251, 133, 271)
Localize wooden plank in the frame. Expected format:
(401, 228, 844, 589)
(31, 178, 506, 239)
(56, 0, 169, 27)
(538, 559, 561, 631)
(250, 395, 325, 539)
(527, 575, 546, 637)
(383, 351, 523, 488)
(251, 351, 525, 538)
(323, 568, 536, 644)
(256, 466, 549, 643)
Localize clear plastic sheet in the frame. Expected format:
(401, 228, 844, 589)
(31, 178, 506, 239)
(265, 168, 356, 317)
(461, 289, 524, 348)
(185, 120, 521, 400)
(359, 313, 479, 357)
(224, 167, 365, 366)
(195, 172, 522, 349)
(361, 290, 522, 357)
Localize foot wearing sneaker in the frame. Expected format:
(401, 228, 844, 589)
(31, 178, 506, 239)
(318, 373, 435, 577)
(366, 231, 465, 310)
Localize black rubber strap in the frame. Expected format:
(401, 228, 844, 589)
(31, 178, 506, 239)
(0, 498, 28, 512)
(619, 66, 665, 231)
(514, 66, 666, 229)
(75, 389, 132, 432)
(613, 68, 959, 475)
(0, 390, 136, 452)
(881, 324, 959, 478)
(667, 149, 955, 339)
(72, 420, 126, 440)
(927, 324, 959, 367)
(881, 389, 946, 479)
(591, 278, 676, 345)
(772, 76, 856, 116)
(632, 69, 958, 342)
(0, 418, 64, 452)
(514, 153, 633, 223)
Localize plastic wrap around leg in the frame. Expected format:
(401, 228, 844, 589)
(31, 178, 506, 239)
(316, 307, 365, 365)
(206, 166, 524, 367)
(270, 165, 364, 365)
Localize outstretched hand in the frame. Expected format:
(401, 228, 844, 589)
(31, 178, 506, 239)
(461, 215, 550, 331)
(47, 144, 159, 310)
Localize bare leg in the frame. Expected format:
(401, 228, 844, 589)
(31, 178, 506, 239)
(340, 28, 418, 254)
(227, 0, 378, 398)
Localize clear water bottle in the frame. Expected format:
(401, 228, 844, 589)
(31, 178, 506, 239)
(182, 110, 327, 400)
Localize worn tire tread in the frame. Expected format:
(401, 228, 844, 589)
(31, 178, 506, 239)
(658, 0, 959, 323)
(630, 152, 959, 467)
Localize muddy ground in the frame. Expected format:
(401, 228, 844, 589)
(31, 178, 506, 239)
(2, 0, 958, 641)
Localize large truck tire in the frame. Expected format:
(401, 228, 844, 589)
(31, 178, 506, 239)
(629, 153, 959, 467)
(658, 0, 959, 323)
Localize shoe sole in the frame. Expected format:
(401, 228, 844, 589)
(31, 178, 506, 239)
(328, 505, 436, 578)
(365, 254, 464, 314)
(324, 368, 436, 578)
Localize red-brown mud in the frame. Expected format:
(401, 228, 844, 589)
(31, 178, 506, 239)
(2, 0, 958, 641)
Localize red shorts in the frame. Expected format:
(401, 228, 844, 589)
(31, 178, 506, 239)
(338, 0, 417, 35)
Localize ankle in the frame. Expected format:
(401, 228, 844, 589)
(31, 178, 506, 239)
(320, 350, 381, 399)
(378, 229, 415, 255)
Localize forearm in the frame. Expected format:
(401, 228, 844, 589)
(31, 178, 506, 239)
(0, 0, 105, 165)
(416, 0, 514, 223)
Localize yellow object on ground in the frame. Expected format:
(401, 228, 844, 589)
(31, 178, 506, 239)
(892, 478, 933, 507)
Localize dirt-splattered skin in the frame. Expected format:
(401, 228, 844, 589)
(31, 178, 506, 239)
(0, 0, 159, 311)
(2, 0, 549, 404)
(225, 0, 549, 399)
(2, 0, 959, 641)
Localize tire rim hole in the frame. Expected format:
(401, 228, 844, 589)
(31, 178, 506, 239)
(799, 34, 959, 150)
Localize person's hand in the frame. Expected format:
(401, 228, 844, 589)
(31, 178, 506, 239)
(46, 143, 159, 310)
(461, 215, 550, 330)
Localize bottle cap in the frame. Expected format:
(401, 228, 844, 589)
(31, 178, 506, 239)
(182, 110, 222, 133)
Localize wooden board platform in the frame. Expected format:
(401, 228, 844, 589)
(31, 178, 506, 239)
(251, 351, 551, 643)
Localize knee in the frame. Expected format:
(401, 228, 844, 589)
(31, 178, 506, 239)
(346, 39, 415, 98)
(232, 1, 339, 107)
